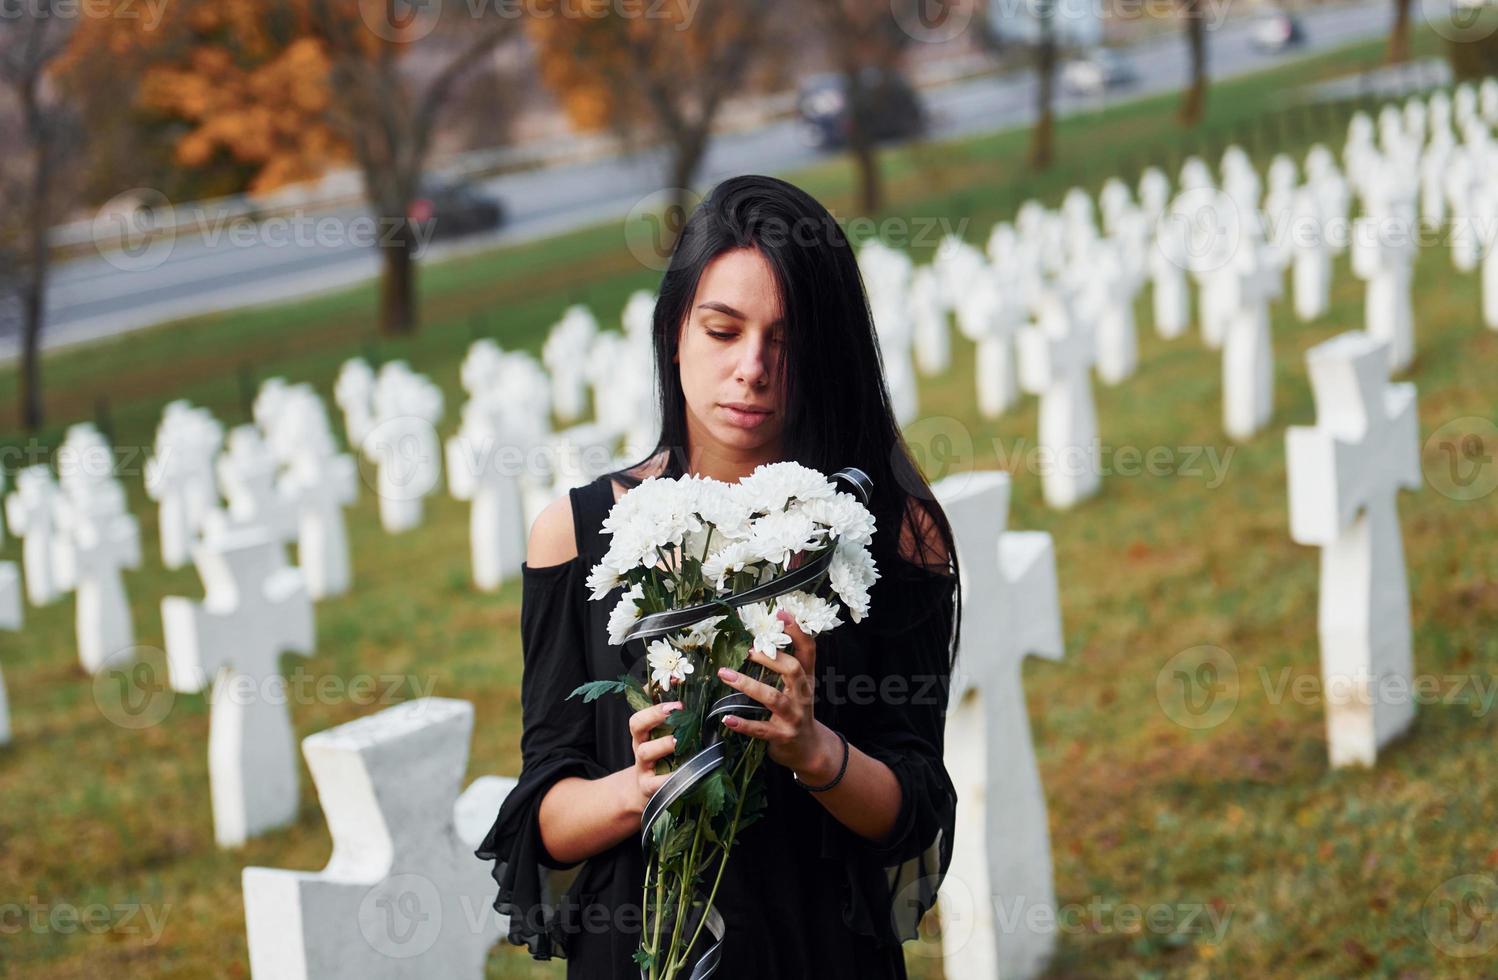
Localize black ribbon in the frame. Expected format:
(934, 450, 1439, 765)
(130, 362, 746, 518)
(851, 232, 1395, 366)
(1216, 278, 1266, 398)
(622, 466, 872, 980)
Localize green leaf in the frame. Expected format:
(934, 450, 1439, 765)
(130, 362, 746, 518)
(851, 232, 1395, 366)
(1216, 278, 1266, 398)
(659, 819, 696, 862)
(667, 705, 699, 755)
(567, 679, 628, 703)
(623, 675, 653, 714)
(699, 770, 727, 817)
(632, 947, 655, 970)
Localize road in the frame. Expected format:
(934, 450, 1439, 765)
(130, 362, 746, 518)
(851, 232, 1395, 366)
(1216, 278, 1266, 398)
(13, 0, 1395, 361)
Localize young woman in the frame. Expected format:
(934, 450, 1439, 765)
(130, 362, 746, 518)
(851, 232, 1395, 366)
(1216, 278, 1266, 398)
(476, 174, 963, 978)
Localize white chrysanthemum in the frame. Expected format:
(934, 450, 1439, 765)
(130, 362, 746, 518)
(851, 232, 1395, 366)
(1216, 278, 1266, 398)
(607, 583, 646, 646)
(601, 477, 703, 571)
(739, 601, 792, 659)
(746, 508, 822, 569)
(646, 639, 694, 691)
(738, 462, 836, 514)
(686, 475, 753, 540)
(585, 561, 623, 601)
(775, 590, 842, 636)
(801, 492, 876, 548)
(828, 542, 879, 623)
(679, 615, 725, 650)
(702, 539, 758, 590)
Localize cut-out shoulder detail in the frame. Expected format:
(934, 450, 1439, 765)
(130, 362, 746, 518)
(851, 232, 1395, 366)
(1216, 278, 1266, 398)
(898, 497, 953, 575)
(527, 495, 578, 567)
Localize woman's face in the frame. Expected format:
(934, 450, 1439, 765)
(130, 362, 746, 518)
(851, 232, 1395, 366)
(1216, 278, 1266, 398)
(676, 247, 787, 471)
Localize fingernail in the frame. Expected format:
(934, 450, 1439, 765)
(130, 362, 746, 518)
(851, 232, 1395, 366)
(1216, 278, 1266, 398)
(722, 715, 738, 727)
(665, 701, 682, 711)
(718, 668, 738, 682)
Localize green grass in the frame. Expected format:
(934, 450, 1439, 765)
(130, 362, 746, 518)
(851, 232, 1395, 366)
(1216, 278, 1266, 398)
(3, 25, 1495, 979)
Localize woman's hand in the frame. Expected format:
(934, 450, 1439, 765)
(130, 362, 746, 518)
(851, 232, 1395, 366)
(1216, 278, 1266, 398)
(717, 610, 841, 779)
(624, 700, 680, 817)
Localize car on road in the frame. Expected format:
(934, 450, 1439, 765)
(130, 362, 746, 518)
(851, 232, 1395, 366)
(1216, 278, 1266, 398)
(407, 179, 505, 240)
(1060, 48, 1139, 97)
(796, 68, 927, 151)
(1251, 10, 1307, 53)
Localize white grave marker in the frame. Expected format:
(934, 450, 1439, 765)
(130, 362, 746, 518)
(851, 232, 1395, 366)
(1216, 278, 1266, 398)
(162, 528, 315, 846)
(934, 470, 1064, 980)
(1286, 333, 1420, 768)
(242, 698, 515, 980)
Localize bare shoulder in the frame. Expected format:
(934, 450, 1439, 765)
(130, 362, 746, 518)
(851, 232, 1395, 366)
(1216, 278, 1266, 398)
(528, 494, 578, 567)
(897, 496, 953, 574)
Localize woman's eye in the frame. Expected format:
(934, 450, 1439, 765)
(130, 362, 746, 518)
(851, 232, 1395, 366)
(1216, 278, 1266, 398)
(706, 330, 735, 340)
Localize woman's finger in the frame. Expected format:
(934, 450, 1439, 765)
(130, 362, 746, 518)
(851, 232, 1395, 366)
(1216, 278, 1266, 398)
(776, 609, 817, 677)
(721, 714, 777, 741)
(717, 666, 784, 712)
(636, 733, 676, 765)
(629, 701, 682, 741)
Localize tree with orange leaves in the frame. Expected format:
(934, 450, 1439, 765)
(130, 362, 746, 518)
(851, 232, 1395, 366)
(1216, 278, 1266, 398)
(526, 0, 770, 249)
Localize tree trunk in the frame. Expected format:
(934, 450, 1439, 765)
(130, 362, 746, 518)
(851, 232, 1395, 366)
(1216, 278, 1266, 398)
(378, 216, 418, 337)
(20, 94, 50, 431)
(662, 134, 709, 256)
(1388, 0, 1412, 63)
(1030, 28, 1057, 170)
(1179, 0, 1209, 125)
(844, 69, 883, 214)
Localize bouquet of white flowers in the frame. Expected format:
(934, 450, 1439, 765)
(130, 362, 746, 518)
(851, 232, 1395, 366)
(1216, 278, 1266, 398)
(568, 462, 879, 980)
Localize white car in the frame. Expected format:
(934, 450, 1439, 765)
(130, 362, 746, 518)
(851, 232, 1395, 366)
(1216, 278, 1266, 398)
(1061, 49, 1138, 97)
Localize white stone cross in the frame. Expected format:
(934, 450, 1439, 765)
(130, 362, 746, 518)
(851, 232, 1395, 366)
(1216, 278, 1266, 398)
(1291, 186, 1331, 323)
(52, 484, 141, 674)
(211, 424, 298, 543)
(162, 528, 315, 846)
(1286, 332, 1420, 768)
(543, 304, 599, 423)
(283, 451, 358, 601)
(0, 561, 21, 745)
(366, 362, 445, 534)
(446, 399, 528, 591)
(145, 402, 224, 570)
(910, 264, 952, 377)
(1221, 244, 1278, 441)
(242, 698, 516, 980)
(1018, 291, 1101, 509)
(335, 358, 377, 448)
(1351, 214, 1417, 373)
(933, 470, 1064, 980)
(1076, 238, 1138, 386)
(5, 465, 65, 606)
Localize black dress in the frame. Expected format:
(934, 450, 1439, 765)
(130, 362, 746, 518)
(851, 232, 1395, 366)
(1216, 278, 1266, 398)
(475, 474, 959, 978)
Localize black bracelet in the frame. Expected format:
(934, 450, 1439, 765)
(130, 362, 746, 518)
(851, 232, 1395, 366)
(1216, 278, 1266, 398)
(794, 730, 849, 793)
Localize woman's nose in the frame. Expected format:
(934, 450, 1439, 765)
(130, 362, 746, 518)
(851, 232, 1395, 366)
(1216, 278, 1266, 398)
(734, 335, 772, 388)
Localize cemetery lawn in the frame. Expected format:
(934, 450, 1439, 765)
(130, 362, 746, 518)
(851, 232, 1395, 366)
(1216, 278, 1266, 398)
(2, 24, 1495, 980)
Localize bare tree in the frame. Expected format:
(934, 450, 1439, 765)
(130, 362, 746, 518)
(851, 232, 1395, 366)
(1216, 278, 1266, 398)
(1030, 0, 1058, 169)
(1389, 0, 1413, 63)
(0, 3, 79, 431)
(308, 2, 522, 336)
(805, 0, 917, 214)
(1179, 0, 1209, 124)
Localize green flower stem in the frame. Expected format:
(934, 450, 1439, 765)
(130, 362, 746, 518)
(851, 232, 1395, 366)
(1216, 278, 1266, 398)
(661, 804, 708, 978)
(676, 738, 766, 968)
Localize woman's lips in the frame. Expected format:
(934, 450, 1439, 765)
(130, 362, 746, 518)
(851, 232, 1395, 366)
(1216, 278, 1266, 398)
(719, 403, 774, 429)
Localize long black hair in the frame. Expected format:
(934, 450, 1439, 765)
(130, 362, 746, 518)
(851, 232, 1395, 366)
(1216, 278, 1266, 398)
(614, 174, 961, 669)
